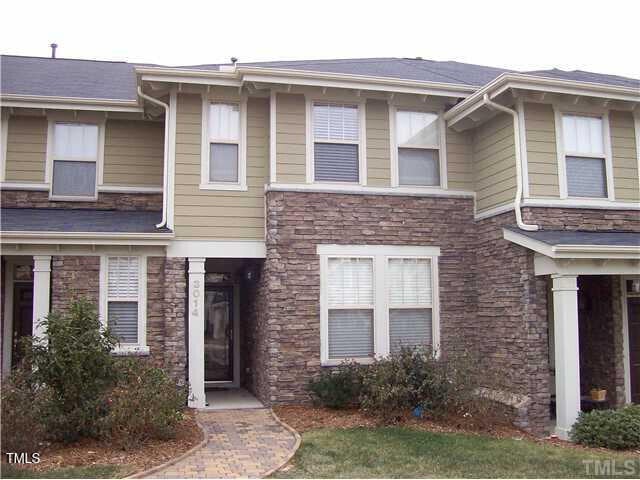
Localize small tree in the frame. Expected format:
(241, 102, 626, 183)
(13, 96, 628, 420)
(24, 298, 119, 442)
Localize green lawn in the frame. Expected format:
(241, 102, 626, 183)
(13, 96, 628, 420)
(274, 427, 638, 478)
(1, 464, 121, 479)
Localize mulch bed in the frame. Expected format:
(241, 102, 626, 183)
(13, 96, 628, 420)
(273, 405, 637, 454)
(4, 410, 204, 477)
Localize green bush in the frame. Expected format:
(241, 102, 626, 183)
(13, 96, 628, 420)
(98, 359, 187, 450)
(571, 405, 640, 450)
(308, 362, 363, 408)
(23, 298, 119, 442)
(0, 365, 47, 454)
(360, 348, 491, 422)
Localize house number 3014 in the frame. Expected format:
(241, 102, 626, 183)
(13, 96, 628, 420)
(191, 280, 201, 317)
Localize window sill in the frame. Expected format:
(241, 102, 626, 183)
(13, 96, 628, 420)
(49, 194, 99, 202)
(199, 183, 248, 192)
(321, 357, 375, 367)
(112, 345, 150, 356)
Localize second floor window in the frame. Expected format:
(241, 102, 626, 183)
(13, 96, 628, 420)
(208, 103, 240, 183)
(51, 123, 99, 199)
(561, 114, 608, 198)
(313, 102, 361, 183)
(395, 110, 441, 187)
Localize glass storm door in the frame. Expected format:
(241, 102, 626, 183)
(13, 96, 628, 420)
(204, 286, 234, 382)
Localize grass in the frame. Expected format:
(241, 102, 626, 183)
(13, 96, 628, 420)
(273, 427, 639, 478)
(1, 464, 122, 479)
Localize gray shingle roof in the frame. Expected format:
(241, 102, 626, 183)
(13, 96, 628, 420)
(1, 55, 138, 100)
(523, 68, 640, 89)
(504, 226, 640, 247)
(0, 208, 171, 234)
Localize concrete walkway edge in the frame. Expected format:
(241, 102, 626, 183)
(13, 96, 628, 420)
(262, 409, 302, 477)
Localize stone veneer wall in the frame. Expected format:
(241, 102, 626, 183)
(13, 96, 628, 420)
(49, 255, 187, 383)
(262, 191, 477, 404)
(1, 190, 162, 211)
(522, 207, 640, 231)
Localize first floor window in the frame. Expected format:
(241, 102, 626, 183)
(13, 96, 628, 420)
(395, 110, 441, 187)
(51, 123, 99, 198)
(105, 256, 143, 346)
(561, 114, 608, 198)
(320, 246, 440, 365)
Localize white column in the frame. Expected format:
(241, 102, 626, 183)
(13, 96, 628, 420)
(552, 273, 580, 440)
(187, 257, 206, 408)
(32, 255, 52, 341)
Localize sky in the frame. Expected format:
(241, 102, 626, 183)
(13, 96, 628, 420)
(1, 0, 639, 79)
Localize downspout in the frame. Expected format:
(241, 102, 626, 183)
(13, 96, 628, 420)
(483, 94, 539, 231)
(137, 86, 169, 229)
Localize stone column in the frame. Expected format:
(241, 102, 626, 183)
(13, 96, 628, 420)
(187, 257, 206, 408)
(552, 273, 580, 440)
(32, 255, 52, 341)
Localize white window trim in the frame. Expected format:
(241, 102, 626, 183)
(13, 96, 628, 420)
(389, 104, 448, 189)
(553, 107, 615, 201)
(200, 95, 248, 191)
(45, 118, 105, 201)
(318, 244, 440, 366)
(99, 255, 149, 354)
(305, 97, 367, 185)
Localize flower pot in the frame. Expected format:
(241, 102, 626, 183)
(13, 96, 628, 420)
(590, 388, 607, 401)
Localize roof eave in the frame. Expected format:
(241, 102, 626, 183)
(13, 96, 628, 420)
(1, 94, 143, 112)
(1, 231, 174, 246)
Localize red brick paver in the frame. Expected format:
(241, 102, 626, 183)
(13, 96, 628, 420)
(147, 409, 298, 479)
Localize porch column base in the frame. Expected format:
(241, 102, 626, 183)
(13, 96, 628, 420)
(552, 274, 580, 441)
(188, 257, 206, 409)
(32, 255, 52, 341)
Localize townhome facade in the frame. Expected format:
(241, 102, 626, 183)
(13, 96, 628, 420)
(1, 55, 638, 440)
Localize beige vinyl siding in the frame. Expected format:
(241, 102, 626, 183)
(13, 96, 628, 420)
(610, 110, 639, 203)
(523, 103, 560, 197)
(366, 99, 390, 187)
(276, 93, 306, 183)
(5, 115, 47, 182)
(446, 128, 473, 190)
(103, 120, 164, 186)
(174, 93, 267, 240)
(473, 113, 517, 213)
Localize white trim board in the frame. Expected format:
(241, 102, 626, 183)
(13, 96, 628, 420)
(166, 240, 266, 258)
(266, 182, 474, 198)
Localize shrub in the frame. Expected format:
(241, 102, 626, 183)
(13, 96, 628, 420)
(98, 359, 187, 450)
(571, 405, 640, 450)
(308, 362, 363, 408)
(360, 347, 495, 422)
(24, 298, 119, 442)
(0, 365, 47, 454)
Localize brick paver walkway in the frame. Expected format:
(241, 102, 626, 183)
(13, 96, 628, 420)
(147, 409, 298, 478)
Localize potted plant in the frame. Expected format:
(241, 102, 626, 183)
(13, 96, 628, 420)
(590, 386, 607, 402)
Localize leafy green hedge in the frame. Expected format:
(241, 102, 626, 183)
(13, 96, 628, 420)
(571, 405, 640, 450)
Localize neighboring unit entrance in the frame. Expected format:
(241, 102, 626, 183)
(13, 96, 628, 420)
(628, 296, 640, 403)
(11, 282, 34, 367)
(204, 286, 234, 383)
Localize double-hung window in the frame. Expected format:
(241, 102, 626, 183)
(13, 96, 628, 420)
(311, 102, 362, 183)
(559, 114, 611, 199)
(102, 256, 147, 352)
(319, 245, 440, 366)
(50, 123, 100, 199)
(202, 100, 246, 190)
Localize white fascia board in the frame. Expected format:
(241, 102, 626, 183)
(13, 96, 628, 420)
(534, 254, 640, 276)
(1, 231, 173, 245)
(317, 244, 441, 257)
(1, 94, 143, 112)
(166, 240, 266, 258)
(503, 228, 640, 259)
(445, 73, 640, 127)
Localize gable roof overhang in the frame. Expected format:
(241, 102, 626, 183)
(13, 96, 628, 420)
(445, 73, 640, 131)
(135, 65, 477, 98)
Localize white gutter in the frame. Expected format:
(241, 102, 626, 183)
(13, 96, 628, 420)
(483, 94, 539, 232)
(136, 86, 169, 229)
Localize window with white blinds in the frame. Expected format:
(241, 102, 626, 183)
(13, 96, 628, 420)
(312, 102, 361, 183)
(106, 256, 140, 345)
(320, 246, 440, 365)
(208, 103, 240, 184)
(51, 123, 99, 198)
(388, 258, 433, 353)
(561, 114, 608, 198)
(394, 110, 441, 187)
(327, 258, 374, 359)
